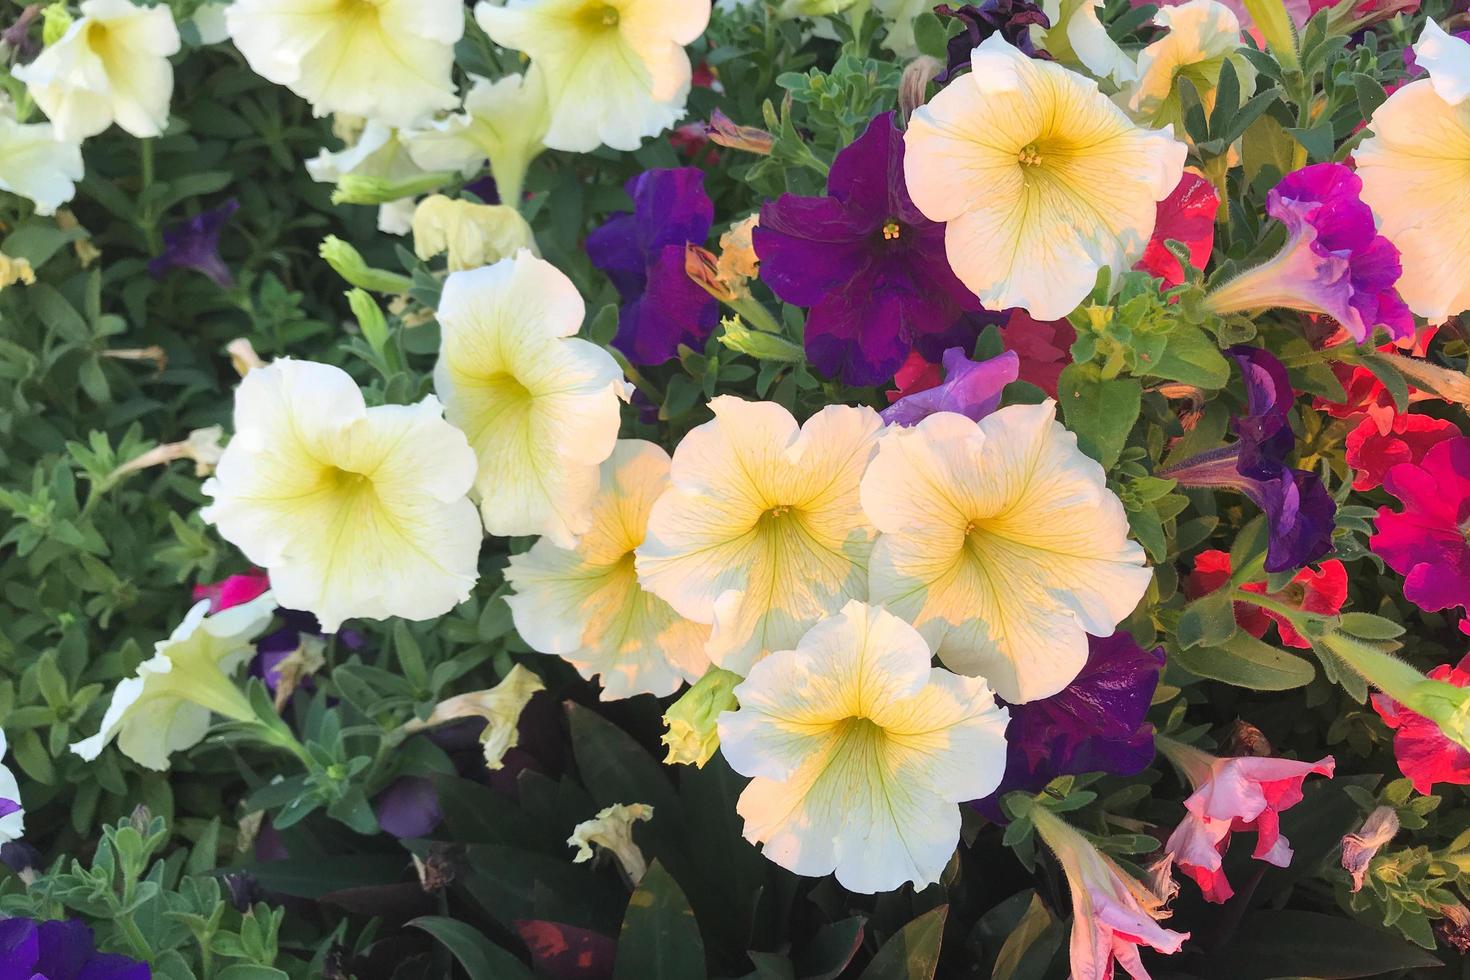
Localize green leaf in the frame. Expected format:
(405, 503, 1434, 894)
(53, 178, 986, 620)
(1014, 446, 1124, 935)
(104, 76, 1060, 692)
(1172, 631, 1316, 690)
(1337, 612, 1406, 640)
(794, 917, 865, 980)
(569, 702, 682, 818)
(1056, 364, 1141, 470)
(216, 968, 289, 980)
(1208, 58, 1240, 139)
(857, 905, 947, 980)
(1352, 72, 1388, 120)
(1203, 910, 1440, 979)
(30, 283, 90, 344)
(992, 894, 1060, 980)
(1149, 326, 1231, 389)
(1176, 588, 1238, 649)
(614, 861, 707, 980)
(410, 916, 533, 980)
(1360, 353, 1410, 414)
(1285, 122, 1335, 162)
(912, 11, 949, 59)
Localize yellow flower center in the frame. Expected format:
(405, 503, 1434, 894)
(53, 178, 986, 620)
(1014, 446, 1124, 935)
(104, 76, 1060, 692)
(1017, 143, 1043, 167)
(881, 221, 901, 241)
(579, 2, 621, 28)
(765, 504, 793, 520)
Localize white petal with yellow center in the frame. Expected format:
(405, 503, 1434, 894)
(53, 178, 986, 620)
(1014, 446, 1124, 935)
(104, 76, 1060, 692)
(506, 440, 711, 700)
(474, 0, 711, 153)
(719, 600, 1009, 893)
(636, 396, 883, 674)
(0, 114, 83, 216)
(1126, 0, 1253, 127)
(226, 0, 463, 128)
(433, 251, 626, 548)
(861, 403, 1152, 703)
(904, 34, 1186, 320)
(201, 359, 482, 633)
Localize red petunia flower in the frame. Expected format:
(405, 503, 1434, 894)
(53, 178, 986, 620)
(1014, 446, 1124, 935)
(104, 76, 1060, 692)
(1346, 413, 1460, 491)
(1136, 172, 1219, 287)
(1186, 550, 1346, 648)
(1372, 653, 1470, 795)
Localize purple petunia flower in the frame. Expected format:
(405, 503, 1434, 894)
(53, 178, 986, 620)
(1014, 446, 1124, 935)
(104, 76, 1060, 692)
(935, 0, 1051, 82)
(0, 798, 18, 820)
(1162, 346, 1337, 573)
(0, 917, 150, 980)
(586, 168, 718, 366)
(148, 199, 239, 289)
(754, 111, 982, 386)
(881, 347, 1019, 426)
(374, 776, 443, 839)
(974, 633, 1164, 820)
(1205, 164, 1413, 343)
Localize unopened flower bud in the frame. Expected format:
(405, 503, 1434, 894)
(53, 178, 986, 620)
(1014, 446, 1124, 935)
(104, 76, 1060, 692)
(319, 236, 412, 293)
(661, 667, 741, 767)
(40, 2, 69, 46)
(332, 171, 455, 206)
(707, 108, 775, 155)
(900, 55, 944, 119)
(717, 316, 805, 365)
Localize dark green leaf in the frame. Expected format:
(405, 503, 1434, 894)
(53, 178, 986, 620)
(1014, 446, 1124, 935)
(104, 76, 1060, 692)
(1203, 910, 1440, 979)
(1057, 364, 1141, 470)
(857, 905, 947, 980)
(614, 861, 707, 980)
(1171, 631, 1315, 690)
(410, 916, 533, 980)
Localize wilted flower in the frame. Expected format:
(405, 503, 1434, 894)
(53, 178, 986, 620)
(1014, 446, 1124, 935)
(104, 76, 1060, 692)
(0, 253, 35, 290)
(934, 0, 1050, 82)
(149, 199, 239, 288)
(568, 803, 654, 883)
(661, 667, 742, 766)
(404, 664, 546, 770)
(1341, 806, 1399, 892)
(706, 108, 775, 154)
(412, 196, 537, 271)
(636, 397, 883, 673)
(861, 401, 1152, 703)
(719, 601, 1009, 893)
(110, 426, 227, 480)
(225, 338, 264, 377)
(1370, 436, 1470, 614)
(905, 35, 1186, 320)
(880, 348, 1019, 427)
(202, 359, 482, 633)
(226, 0, 461, 128)
(434, 251, 626, 547)
(14, 0, 179, 141)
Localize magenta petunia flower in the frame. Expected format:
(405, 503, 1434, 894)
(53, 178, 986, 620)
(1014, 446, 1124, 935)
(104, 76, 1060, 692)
(149, 198, 239, 288)
(586, 167, 718, 366)
(753, 112, 981, 385)
(1347, 413, 1460, 491)
(1136, 172, 1218, 287)
(193, 571, 271, 613)
(880, 347, 1018, 426)
(1373, 653, 1470, 795)
(1205, 163, 1414, 343)
(1370, 436, 1470, 613)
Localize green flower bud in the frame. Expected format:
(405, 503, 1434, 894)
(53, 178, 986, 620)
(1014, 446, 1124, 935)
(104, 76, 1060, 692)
(661, 667, 742, 767)
(331, 170, 456, 206)
(41, 3, 72, 46)
(718, 316, 805, 364)
(346, 288, 390, 358)
(319, 236, 413, 294)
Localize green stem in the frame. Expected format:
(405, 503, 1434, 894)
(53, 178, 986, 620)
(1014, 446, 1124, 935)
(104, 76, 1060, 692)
(117, 911, 152, 961)
(1232, 587, 1315, 628)
(139, 140, 162, 255)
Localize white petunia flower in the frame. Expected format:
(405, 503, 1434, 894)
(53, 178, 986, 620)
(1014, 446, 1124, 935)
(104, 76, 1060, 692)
(506, 440, 711, 700)
(873, 0, 930, 56)
(567, 802, 654, 882)
(636, 396, 883, 674)
(474, 0, 711, 153)
(201, 359, 483, 634)
(1126, 0, 1254, 130)
(225, 0, 463, 129)
(861, 402, 1152, 704)
(13, 0, 180, 141)
(307, 121, 431, 236)
(0, 112, 82, 216)
(71, 593, 277, 771)
(719, 600, 1009, 893)
(904, 34, 1185, 320)
(1040, 0, 1138, 88)
(403, 664, 546, 769)
(0, 732, 24, 843)
(433, 251, 626, 548)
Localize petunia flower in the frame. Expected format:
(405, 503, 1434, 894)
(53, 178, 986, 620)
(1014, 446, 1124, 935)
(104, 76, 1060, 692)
(307, 121, 433, 236)
(411, 196, 537, 272)
(148, 199, 239, 288)
(1136, 173, 1219, 287)
(1125, 0, 1254, 131)
(193, 572, 271, 614)
(1341, 806, 1399, 892)
(1205, 163, 1414, 342)
(0, 109, 82, 217)
(0, 732, 23, 845)
(1186, 549, 1347, 648)
(1038, 0, 1138, 87)
(1372, 653, 1470, 794)
(1160, 346, 1336, 573)
(403, 664, 546, 770)
(506, 440, 712, 700)
(225, 0, 461, 129)
(661, 666, 741, 766)
(880, 348, 1019, 426)
(1155, 735, 1335, 903)
(586, 168, 718, 367)
(718, 600, 1009, 893)
(0, 917, 149, 980)
(201, 359, 483, 633)
(755, 111, 982, 385)
(934, 1, 1051, 82)
(1370, 436, 1470, 614)
(905, 35, 1186, 321)
(14, 0, 180, 141)
(71, 593, 277, 770)
(861, 401, 1152, 703)
(1031, 804, 1188, 979)
(1346, 413, 1460, 492)
(375, 777, 443, 840)
(475, 0, 710, 153)
(568, 802, 654, 883)
(636, 396, 884, 674)
(433, 251, 627, 547)
(1000, 310, 1075, 396)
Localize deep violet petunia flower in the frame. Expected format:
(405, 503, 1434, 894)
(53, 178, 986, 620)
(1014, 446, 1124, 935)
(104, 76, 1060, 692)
(934, 1, 1051, 82)
(1204, 164, 1414, 343)
(1162, 346, 1337, 573)
(0, 917, 150, 980)
(1373, 653, 1470, 794)
(1136, 172, 1219, 287)
(586, 168, 718, 366)
(1370, 436, 1470, 613)
(1347, 413, 1460, 491)
(753, 111, 981, 385)
(1187, 549, 1347, 649)
(881, 348, 1019, 426)
(148, 198, 239, 288)
(374, 776, 443, 838)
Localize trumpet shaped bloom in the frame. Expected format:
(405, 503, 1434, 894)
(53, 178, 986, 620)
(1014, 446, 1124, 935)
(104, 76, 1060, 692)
(568, 803, 654, 882)
(71, 593, 277, 770)
(506, 440, 711, 700)
(14, 0, 180, 141)
(0, 112, 82, 216)
(861, 401, 1151, 703)
(880, 348, 1019, 427)
(404, 664, 546, 769)
(434, 251, 626, 547)
(202, 359, 482, 633)
(1126, 0, 1253, 130)
(1039, 0, 1138, 87)
(637, 397, 883, 674)
(905, 35, 1186, 320)
(719, 601, 1009, 893)
(226, 0, 462, 129)
(475, 0, 711, 153)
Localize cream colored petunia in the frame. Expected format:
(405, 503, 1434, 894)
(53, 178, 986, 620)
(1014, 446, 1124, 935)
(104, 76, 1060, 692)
(412, 195, 538, 271)
(568, 802, 654, 882)
(506, 440, 711, 700)
(1040, 0, 1139, 88)
(474, 0, 711, 153)
(861, 402, 1152, 703)
(307, 121, 432, 236)
(403, 664, 546, 769)
(71, 593, 277, 771)
(13, 0, 180, 141)
(225, 0, 462, 129)
(635, 396, 883, 674)
(904, 34, 1186, 321)
(1357, 19, 1470, 321)
(433, 251, 627, 548)
(718, 600, 1009, 893)
(0, 112, 83, 216)
(201, 358, 483, 634)
(1126, 0, 1254, 130)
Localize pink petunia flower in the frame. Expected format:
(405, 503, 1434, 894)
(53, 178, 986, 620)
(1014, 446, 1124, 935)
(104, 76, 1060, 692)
(1372, 653, 1470, 794)
(193, 572, 271, 613)
(1370, 437, 1470, 614)
(1186, 549, 1346, 649)
(1135, 172, 1218, 288)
